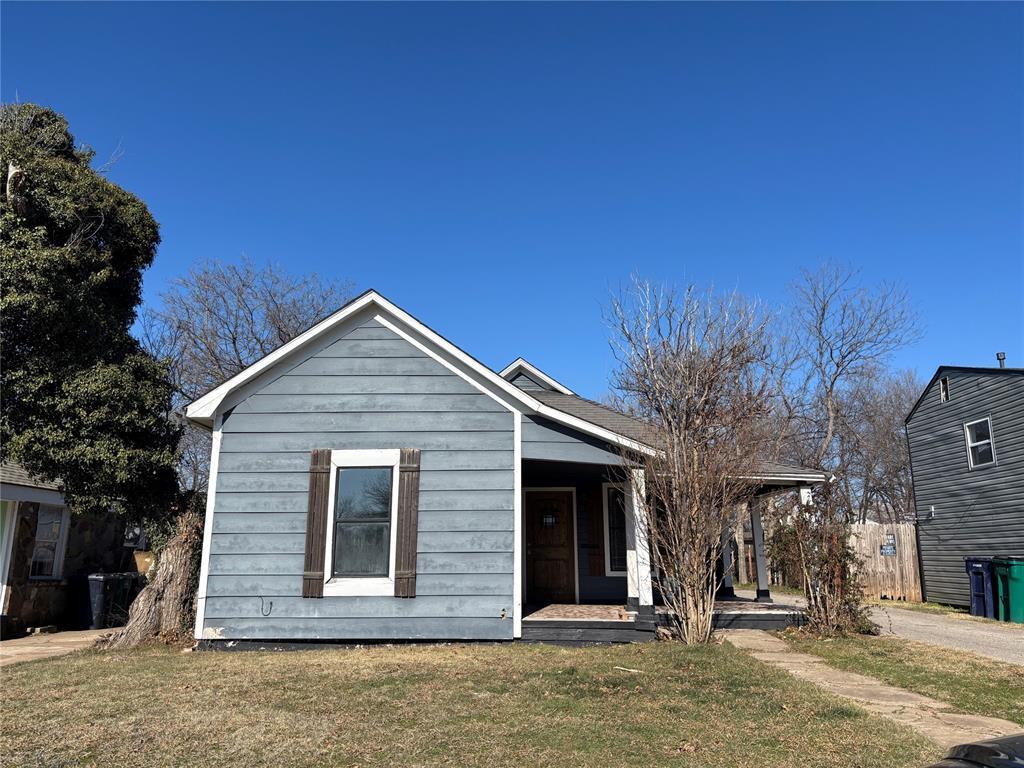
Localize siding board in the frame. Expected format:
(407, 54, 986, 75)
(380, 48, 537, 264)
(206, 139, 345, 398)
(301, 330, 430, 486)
(203, 617, 513, 641)
(204, 595, 510, 619)
(522, 416, 623, 465)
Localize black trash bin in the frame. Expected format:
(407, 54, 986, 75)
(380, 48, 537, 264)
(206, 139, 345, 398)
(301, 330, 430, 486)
(964, 557, 995, 619)
(88, 573, 138, 629)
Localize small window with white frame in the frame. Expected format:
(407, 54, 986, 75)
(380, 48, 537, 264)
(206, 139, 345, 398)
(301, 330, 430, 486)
(964, 418, 996, 469)
(323, 449, 401, 596)
(939, 377, 949, 403)
(30, 504, 70, 580)
(603, 483, 628, 577)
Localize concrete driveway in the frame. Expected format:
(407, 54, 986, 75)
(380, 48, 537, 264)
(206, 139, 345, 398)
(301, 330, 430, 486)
(870, 605, 1024, 666)
(0, 629, 106, 667)
(737, 588, 1024, 666)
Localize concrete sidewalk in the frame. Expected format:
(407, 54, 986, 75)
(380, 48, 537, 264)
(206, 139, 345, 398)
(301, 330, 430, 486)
(725, 629, 1021, 748)
(0, 629, 107, 667)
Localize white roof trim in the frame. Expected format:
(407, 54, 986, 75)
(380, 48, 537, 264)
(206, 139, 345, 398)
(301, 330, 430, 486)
(498, 358, 575, 395)
(183, 290, 652, 454)
(739, 472, 828, 485)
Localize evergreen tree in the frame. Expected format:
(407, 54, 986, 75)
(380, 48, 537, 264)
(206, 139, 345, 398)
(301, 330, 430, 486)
(1, 103, 178, 516)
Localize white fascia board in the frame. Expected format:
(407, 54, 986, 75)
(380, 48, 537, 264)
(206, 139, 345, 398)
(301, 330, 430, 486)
(498, 357, 575, 395)
(183, 290, 651, 453)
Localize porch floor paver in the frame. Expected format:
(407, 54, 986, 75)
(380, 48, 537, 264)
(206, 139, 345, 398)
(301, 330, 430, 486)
(0, 629, 107, 667)
(524, 604, 633, 621)
(724, 629, 1021, 748)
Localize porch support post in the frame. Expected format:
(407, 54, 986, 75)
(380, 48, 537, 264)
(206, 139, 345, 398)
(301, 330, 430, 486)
(718, 520, 735, 599)
(750, 501, 772, 603)
(625, 467, 653, 616)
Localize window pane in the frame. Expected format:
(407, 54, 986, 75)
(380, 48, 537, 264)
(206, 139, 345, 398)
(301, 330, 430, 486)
(971, 444, 994, 466)
(608, 487, 628, 572)
(30, 543, 56, 578)
(968, 420, 991, 443)
(333, 522, 390, 577)
(335, 467, 393, 521)
(35, 507, 63, 543)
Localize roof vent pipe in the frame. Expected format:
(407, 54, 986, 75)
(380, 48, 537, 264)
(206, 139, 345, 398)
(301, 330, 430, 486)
(996, 352, 1006, 368)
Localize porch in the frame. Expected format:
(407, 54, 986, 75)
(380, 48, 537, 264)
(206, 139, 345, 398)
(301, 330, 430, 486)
(520, 598, 806, 644)
(519, 455, 817, 643)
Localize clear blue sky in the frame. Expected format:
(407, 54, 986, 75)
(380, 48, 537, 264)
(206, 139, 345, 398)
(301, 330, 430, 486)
(3, 2, 1022, 398)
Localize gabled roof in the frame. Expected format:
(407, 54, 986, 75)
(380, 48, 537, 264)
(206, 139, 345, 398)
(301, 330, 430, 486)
(184, 290, 653, 453)
(183, 289, 823, 483)
(905, 365, 1024, 424)
(0, 462, 61, 492)
(499, 358, 575, 395)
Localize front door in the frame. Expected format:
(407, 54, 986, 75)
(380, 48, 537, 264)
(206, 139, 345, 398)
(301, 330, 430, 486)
(525, 490, 576, 604)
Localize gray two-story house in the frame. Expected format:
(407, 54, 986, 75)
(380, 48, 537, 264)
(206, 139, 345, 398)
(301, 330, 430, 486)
(905, 364, 1024, 606)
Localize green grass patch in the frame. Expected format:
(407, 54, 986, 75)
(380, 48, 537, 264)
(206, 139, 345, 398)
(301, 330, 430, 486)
(870, 599, 968, 617)
(785, 633, 1024, 726)
(0, 641, 939, 767)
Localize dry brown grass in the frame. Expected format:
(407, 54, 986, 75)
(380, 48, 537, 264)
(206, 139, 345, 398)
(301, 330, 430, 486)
(1, 640, 940, 767)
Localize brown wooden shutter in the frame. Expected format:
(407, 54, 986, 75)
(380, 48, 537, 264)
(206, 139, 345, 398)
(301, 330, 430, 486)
(302, 448, 331, 598)
(394, 448, 421, 598)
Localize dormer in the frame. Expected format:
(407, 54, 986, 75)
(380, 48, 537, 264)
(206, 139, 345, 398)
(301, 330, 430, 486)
(498, 357, 575, 395)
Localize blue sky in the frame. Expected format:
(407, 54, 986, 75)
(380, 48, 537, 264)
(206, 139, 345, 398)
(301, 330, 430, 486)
(3, 2, 1022, 399)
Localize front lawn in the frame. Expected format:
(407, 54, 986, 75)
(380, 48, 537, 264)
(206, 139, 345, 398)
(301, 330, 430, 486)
(1, 641, 939, 768)
(785, 633, 1024, 726)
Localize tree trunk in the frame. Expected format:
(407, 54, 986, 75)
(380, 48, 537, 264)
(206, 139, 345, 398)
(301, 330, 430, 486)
(101, 506, 204, 649)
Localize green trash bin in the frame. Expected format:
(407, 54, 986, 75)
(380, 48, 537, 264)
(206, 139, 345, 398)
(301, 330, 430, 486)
(991, 557, 1024, 624)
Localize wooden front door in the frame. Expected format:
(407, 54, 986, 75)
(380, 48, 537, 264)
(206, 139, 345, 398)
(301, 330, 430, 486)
(525, 490, 576, 604)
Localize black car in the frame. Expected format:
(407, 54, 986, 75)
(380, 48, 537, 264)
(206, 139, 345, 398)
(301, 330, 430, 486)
(927, 734, 1024, 768)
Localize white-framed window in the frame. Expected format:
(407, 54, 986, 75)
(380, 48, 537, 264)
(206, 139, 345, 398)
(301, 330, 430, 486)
(964, 417, 996, 470)
(939, 377, 949, 403)
(602, 483, 628, 577)
(29, 504, 70, 580)
(323, 449, 401, 597)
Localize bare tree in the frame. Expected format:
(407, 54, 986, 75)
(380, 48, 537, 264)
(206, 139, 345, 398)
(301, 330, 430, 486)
(775, 263, 920, 474)
(835, 368, 920, 523)
(141, 256, 353, 492)
(608, 279, 776, 644)
(104, 258, 351, 648)
(766, 264, 919, 633)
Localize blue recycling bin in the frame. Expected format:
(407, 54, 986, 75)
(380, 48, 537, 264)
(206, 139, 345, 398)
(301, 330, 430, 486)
(964, 557, 995, 619)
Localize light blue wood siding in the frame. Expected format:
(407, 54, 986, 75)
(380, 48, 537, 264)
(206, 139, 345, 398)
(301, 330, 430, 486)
(906, 370, 1024, 606)
(204, 313, 515, 641)
(522, 416, 623, 465)
(510, 371, 545, 391)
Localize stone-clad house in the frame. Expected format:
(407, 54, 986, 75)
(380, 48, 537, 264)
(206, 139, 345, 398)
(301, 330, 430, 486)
(0, 463, 128, 635)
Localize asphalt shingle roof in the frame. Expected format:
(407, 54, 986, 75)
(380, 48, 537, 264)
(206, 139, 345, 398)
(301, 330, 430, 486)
(529, 391, 824, 481)
(0, 462, 62, 491)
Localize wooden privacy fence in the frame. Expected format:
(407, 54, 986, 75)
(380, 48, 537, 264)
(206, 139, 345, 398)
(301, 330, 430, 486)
(850, 523, 922, 602)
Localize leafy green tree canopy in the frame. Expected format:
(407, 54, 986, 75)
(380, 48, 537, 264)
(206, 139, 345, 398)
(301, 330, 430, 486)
(1, 103, 179, 516)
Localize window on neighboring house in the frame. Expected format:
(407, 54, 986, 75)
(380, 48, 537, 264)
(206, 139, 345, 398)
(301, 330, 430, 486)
(603, 483, 628, 576)
(939, 377, 949, 403)
(30, 504, 69, 580)
(964, 418, 996, 469)
(324, 449, 400, 596)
